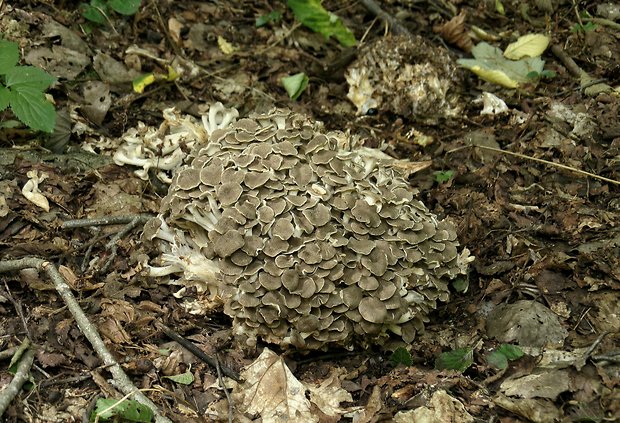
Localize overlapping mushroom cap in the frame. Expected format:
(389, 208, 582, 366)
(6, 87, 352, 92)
(346, 35, 463, 124)
(144, 106, 472, 349)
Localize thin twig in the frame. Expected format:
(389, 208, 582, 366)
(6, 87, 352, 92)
(0, 341, 35, 417)
(156, 323, 240, 382)
(99, 216, 146, 274)
(0, 346, 19, 361)
(215, 352, 234, 423)
(582, 17, 620, 30)
(2, 282, 31, 340)
(0, 258, 172, 423)
(449, 144, 620, 186)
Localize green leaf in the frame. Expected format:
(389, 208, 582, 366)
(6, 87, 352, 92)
(496, 344, 524, 360)
(390, 347, 413, 367)
(487, 350, 509, 369)
(281, 72, 309, 100)
(495, 0, 505, 15)
(5, 66, 57, 91)
(571, 22, 597, 33)
(109, 0, 141, 16)
(526, 70, 540, 80)
(9, 86, 57, 133)
(434, 170, 454, 183)
(0, 119, 22, 129)
(486, 344, 524, 369)
(256, 11, 282, 27)
(163, 370, 194, 385)
(0, 39, 20, 74)
(452, 277, 469, 293)
(287, 0, 356, 47)
(81, 1, 108, 24)
(90, 398, 154, 422)
(435, 347, 474, 372)
(0, 86, 10, 111)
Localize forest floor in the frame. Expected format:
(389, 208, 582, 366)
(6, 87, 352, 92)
(0, 0, 619, 422)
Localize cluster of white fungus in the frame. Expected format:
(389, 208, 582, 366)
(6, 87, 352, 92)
(143, 105, 472, 349)
(111, 104, 239, 183)
(346, 35, 463, 124)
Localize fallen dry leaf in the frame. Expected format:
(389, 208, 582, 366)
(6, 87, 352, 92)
(235, 348, 315, 422)
(233, 348, 353, 423)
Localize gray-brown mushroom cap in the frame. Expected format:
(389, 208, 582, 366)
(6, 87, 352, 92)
(146, 106, 473, 350)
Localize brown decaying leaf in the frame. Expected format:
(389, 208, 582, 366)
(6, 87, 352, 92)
(433, 11, 473, 52)
(232, 348, 353, 422)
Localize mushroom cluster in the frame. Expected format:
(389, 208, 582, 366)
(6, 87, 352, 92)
(346, 35, 463, 124)
(110, 104, 239, 183)
(144, 105, 472, 349)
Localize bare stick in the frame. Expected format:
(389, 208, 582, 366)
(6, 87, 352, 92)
(0, 258, 172, 423)
(156, 323, 240, 382)
(62, 214, 153, 229)
(215, 352, 234, 423)
(359, 0, 412, 37)
(0, 342, 35, 416)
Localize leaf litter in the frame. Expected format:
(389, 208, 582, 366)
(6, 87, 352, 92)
(0, 0, 619, 422)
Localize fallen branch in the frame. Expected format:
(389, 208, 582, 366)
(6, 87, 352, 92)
(550, 44, 614, 96)
(0, 341, 35, 417)
(61, 214, 153, 229)
(61, 214, 153, 273)
(0, 258, 172, 423)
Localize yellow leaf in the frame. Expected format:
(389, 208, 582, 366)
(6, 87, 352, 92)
(132, 73, 156, 93)
(166, 66, 179, 81)
(470, 65, 519, 88)
(217, 36, 237, 55)
(504, 34, 550, 60)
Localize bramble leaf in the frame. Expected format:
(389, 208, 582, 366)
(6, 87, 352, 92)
(287, 0, 356, 47)
(9, 86, 57, 133)
(0, 39, 19, 74)
(5, 66, 57, 91)
(108, 0, 141, 16)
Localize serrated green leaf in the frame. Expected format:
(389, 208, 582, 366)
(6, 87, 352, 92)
(281, 72, 309, 100)
(163, 370, 194, 385)
(496, 344, 524, 360)
(487, 350, 509, 369)
(5, 66, 57, 91)
(458, 42, 545, 88)
(287, 0, 356, 47)
(390, 347, 413, 367)
(9, 86, 57, 132)
(256, 10, 282, 27)
(0, 39, 20, 74)
(109, 0, 141, 15)
(435, 347, 474, 372)
(90, 398, 154, 422)
(0, 86, 10, 111)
